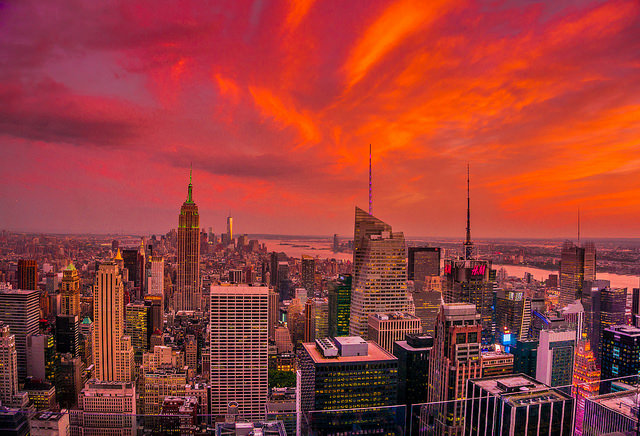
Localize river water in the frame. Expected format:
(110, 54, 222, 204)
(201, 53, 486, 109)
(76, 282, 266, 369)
(262, 238, 639, 289)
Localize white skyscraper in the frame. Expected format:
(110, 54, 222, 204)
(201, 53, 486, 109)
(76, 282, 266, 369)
(0, 322, 18, 406)
(349, 207, 409, 336)
(210, 285, 268, 420)
(148, 255, 164, 297)
(93, 261, 134, 382)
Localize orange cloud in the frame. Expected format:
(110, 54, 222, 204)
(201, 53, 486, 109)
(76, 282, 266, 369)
(284, 0, 316, 32)
(249, 86, 321, 144)
(214, 73, 241, 102)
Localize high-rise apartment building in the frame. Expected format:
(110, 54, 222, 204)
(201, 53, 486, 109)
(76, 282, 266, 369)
(464, 374, 574, 436)
(408, 246, 441, 281)
(93, 261, 134, 382)
(0, 289, 39, 381)
(60, 262, 80, 316)
(17, 259, 37, 290)
(536, 329, 576, 389)
(367, 312, 422, 353)
(559, 240, 585, 307)
(349, 207, 409, 336)
(425, 303, 482, 436)
(209, 285, 268, 420)
(176, 171, 201, 311)
(443, 259, 496, 344)
(328, 274, 351, 337)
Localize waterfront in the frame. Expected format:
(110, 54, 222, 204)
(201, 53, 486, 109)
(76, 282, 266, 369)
(497, 264, 639, 290)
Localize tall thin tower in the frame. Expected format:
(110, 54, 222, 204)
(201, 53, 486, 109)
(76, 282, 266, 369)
(463, 164, 473, 260)
(369, 144, 373, 215)
(176, 167, 201, 311)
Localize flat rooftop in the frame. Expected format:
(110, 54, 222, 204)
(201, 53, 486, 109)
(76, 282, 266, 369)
(606, 325, 640, 336)
(370, 312, 419, 321)
(592, 390, 639, 422)
(302, 341, 397, 364)
(472, 375, 572, 405)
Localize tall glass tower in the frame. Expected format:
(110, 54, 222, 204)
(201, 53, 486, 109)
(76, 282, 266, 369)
(349, 206, 409, 336)
(176, 170, 201, 311)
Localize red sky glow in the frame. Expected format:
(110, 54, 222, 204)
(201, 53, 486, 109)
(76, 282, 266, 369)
(1, 0, 639, 238)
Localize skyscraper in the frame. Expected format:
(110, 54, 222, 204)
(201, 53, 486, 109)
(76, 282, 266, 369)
(17, 259, 37, 290)
(408, 247, 441, 281)
(426, 303, 482, 436)
(93, 261, 134, 382)
(301, 255, 315, 293)
(349, 207, 409, 336)
(210, 285, 268, 420)
(328, 274, 351, 337)
(147, 255, 164, 298)
(536, 329, 576, 389)
(559, 241, 585, 307)
(600, 325, 640, 393)
(0, 322, 19, 407)
(226, 215, 233, 242)
(176, 170, 201, 311)
(60, 263, 80, 316)
(572, 341, 600, 436)
(583, 241, 596, 283)
(0, 289, 39, 381)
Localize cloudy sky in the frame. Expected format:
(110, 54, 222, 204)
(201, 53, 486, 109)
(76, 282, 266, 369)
(0, 0, 638, 238)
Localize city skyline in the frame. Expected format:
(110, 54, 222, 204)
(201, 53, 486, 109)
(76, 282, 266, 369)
(1, 1, 639, 238)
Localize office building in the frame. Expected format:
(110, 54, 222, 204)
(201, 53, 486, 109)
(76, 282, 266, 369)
(480, 350, 514, 378)
(176, 170, 201, 311)
(0, 323, 19, 407)
(301, 255, 315, 293)
(583, 241, 596, 283)
(495, 290, 531, 343)
(349, 207, 409, 336)
(601, 325, 640, 393)
(60, 262, 81, 316)
(425, 303, 482, 436)
(411, 287, 442, 335)
(56, 353, 83, 410)
(147, 255, 164, 298)
(268, 288, 279, 341)
(17, 259, 37, 290)
(24, 378, 56, 410)
(0, 409, 29, 436)
(582, 280, 626, 364)
(226, 215, 233, 243)
(572, 341, 600, 436)
(511, 340, 538, 378)
(56, 314, 80, 357)
(536, 329, 576, 389)
(559, 240, 585, 307)
(328, 274, 351, 337)
(143, 368, 187, 414)
(125, 301, 150, 364)
(210, 285, 268, 421)
(632, 287, 640, 327)
(393, 334, 432, 407)
(0, 289, 39, 381)
(70, 380, 136, 436)
(299, 336, 399, 435)
(464, 374, 574, 436)
(367, 312, 422, 353)
(443, 259, 496, 344)
(408, 246, 441, 281)
(30, 411, 69, 436)
(93, 261, 134, 382)
(582, 389, 639, 436)
(26, 334, 56, 382)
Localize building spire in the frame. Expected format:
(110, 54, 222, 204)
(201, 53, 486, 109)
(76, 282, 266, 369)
(369, 144, 373, 215)
(187, 163, 193, 203)
(464, 163, 473, 260)
(577, 207, 580, 245)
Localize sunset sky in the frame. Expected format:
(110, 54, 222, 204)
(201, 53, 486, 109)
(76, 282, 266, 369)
(1, 0, 639, 238)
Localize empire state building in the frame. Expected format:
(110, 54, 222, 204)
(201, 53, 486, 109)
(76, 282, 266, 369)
(176, 170, 201, 311)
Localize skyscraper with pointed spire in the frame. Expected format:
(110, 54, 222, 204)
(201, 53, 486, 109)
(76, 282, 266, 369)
(464, 163, 473, 260)
(175, 168, 201, 311)
(349, 147, 409, 336)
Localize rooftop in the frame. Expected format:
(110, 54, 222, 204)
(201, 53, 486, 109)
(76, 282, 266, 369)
(591, 390, 640, 422)
(370, 312, 419, 321)
(471, 374, 572, 405)
(32, 411, 67, 422)
(303, 340, 396, 364)
(605, 325, 640, 336)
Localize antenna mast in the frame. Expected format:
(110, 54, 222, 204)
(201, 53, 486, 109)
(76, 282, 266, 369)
(369, 144, 373, 215)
